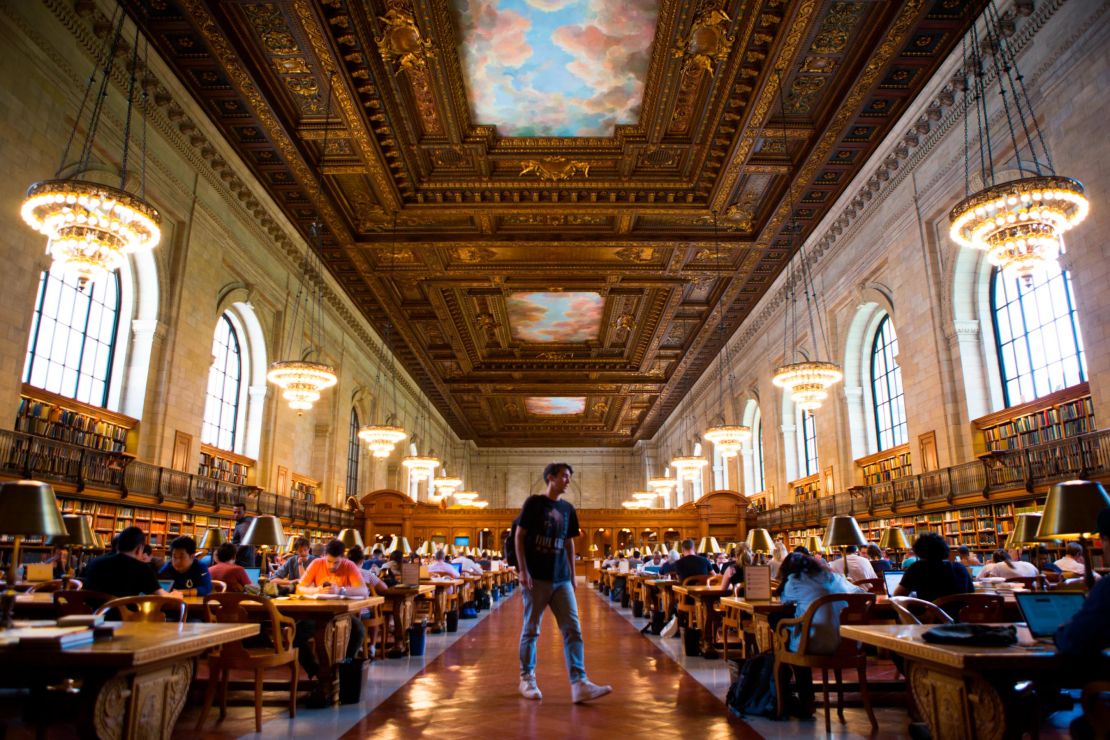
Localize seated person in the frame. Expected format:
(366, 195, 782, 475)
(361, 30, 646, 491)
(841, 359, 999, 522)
(159, 535, 213, 596)
(451, 551, 483, 576)
(1034, 546, 1063, 575)
(628, 551, 643, 568)
(427, 549, 458, 577)
(956, 545, 981, 566)
(978, 549, 1039, 580)
(1054, 541, 1089, 577)
(296, 539, 369, 668)
(639, 553, 664, 575)
(892, 533, 973, 602)
(271, 537, 313, 585)
(83, 526, 176, 598)
(362, 547, 386, 571)
(659, 550, 680, 577)
(776, 552, 863, 716)
(834, 545, 877, 584)
(674, 539, 712, 582)
(867, 544, 893, 574)
(46, 547, 71, 579)
(208, 542, 251, 592)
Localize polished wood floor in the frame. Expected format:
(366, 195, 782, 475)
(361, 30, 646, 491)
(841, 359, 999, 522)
(339, 584, 756, 739)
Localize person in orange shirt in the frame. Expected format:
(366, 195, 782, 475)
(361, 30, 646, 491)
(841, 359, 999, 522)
(295, 540, 369, 673)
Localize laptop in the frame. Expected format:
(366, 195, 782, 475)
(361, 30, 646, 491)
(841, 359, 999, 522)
(1015, 592, 1085, 639)
(449, 562, 462, 577)
(969, 564, 985, 578)
(883, 570, 904, 597)
(243, 567, 261, 584)
(158, 579, 175, 591)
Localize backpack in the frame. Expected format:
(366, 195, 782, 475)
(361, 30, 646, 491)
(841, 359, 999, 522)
(504, 515, 521, 568)
(726, 651, 783, 719)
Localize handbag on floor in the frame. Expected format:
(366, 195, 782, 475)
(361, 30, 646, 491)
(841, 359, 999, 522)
(660, 615, 678, 638)
(727, 651, 782, 719)
(683, 627, 701, 657)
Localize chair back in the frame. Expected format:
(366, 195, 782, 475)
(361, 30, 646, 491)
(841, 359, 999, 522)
(210, 579, 228, 593)
(793, 593, 876, 657)
(889, 596, 954, 626)
(28, 579, 81, 593)
(934, 593, 1005, 623)
(853, 577, 886, 595)
(707, 574, 724, 588)
(96, 595, 187, 623)
(680, 575, 712, 586)
(54, 589, 113, 616)
(201, 592, 292, 656)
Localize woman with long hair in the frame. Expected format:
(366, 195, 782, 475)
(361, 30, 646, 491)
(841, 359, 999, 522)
(978, 548, 1039, 579)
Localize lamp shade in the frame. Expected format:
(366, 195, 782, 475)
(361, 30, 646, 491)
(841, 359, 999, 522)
(1006, 513, 1045, 549)
(388, 536, 413, 555)
(59, 514, 101, 549)
(0, 480, 67, 537)
(337, 528, 364, 550)
(240, 515, 286, 548)
(696, 536, 723, 554)
(198, 528, 226, 551)
(416, 540, 435, 557)
(878, 527, 911, 551)
(823, 516, 867, 549)
(746, 528, 775, 555)
(1036, 480, 1110, 539)
(803, 535, 826, 554)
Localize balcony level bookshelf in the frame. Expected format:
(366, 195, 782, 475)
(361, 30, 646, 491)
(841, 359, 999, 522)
(290, 473, 319, 503)
(15, 384, 138, 454)
(973, 382, 1094, 455)
(198, 443, 255, 487)
(856, 444, 912, 486)
(790, 473, 821, 504)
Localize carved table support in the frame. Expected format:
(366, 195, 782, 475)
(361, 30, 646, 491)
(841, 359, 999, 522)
(908, 660, 1021, 740)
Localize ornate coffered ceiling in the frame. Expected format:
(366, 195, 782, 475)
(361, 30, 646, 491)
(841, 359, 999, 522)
(121, 0, 986, 446)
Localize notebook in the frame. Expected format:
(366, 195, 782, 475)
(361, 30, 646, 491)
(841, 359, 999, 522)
(243, 567, 261, 584)
(883, 570, 904, 597)
(1015, 592, 1085, 638)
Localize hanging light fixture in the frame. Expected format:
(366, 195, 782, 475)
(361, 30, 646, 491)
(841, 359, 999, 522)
(358, 214, 408, 456)
(402, 400, 439, 489)
(949, 3, 1088, 285)
(769, 70, 842, 411)
(430, 422, 462, 499)
(22, 10, 161, 288)
(267, 71, 339, 413)
(703, 211, 752, 457)
(647, 468, 677, 495)
(671, 397, 707, 484)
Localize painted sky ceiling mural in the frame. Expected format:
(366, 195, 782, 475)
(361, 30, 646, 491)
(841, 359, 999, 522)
(526, 397, 587, 415)
(506, 292, 604, 343)
(453, 0, 660, 136)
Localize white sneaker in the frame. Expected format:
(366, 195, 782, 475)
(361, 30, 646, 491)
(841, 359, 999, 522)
(519, 674, 543, 700)
(571, 679, 612, 704)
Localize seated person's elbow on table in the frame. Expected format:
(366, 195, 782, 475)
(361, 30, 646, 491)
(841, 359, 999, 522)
(893, 584, 910, 597)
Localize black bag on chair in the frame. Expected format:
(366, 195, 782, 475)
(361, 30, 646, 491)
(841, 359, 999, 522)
(683, 627, 702, 657)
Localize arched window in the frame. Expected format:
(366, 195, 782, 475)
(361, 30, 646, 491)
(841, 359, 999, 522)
(346, 407, 360, 498)
(23, 265, 121, 407)
(755, 415, 765, 493)
(201, 315, 242, 451)
(991, 263, 1085, 406)
(870, 316, 907, 450)
(800, 409, 818, 477)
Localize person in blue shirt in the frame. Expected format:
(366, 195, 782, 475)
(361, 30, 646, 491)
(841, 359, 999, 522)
(159, 535, 213, 596)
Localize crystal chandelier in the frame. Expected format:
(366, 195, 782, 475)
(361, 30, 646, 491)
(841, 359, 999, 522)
(452, 491, 479, 503)
(621, 500, 649, 509)
(21, 11, 161, 288)
(431, 469, 463, 498)
(671, 456, 708, 482)
(358, 425, 407, 457)
(949, 3, 1088, 285)
(647, 471, 677, 494)
(702, 212, 752, 458)
(402, 455, 439, 482)
(632, 491, 659, 504)
(267, 73, 339, 413)
(769, 71, 841, 413)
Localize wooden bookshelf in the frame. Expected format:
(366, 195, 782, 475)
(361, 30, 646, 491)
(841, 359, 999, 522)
(57, 498, 238, 554)
(973, 382, 1094, 454)
(15, 383, 138, 454)
(856, 444, 912, 485)
(290, 473, 319, 502)
(790, 473, 821, 503)
(198, 443, 255, 486)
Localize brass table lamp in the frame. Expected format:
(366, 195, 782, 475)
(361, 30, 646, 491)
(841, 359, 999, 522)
(241, 515, 286, 589)
(59, 513, 102, 582)
(878, 527, 911, 566)
(823, 515, 868, 578)
(416, 540, 435, 557)
(337, 527, 364, 551)
(198, 527, 227, 553)
(697, 537, 723, 555)
(1036, 479, 1110, 590)
(802, 535, 826, 555)
(746, 528, 775, 565)
(0, 481, 67, 628)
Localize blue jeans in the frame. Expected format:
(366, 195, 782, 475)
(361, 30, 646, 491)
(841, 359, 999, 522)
(519, 579, 586, 683)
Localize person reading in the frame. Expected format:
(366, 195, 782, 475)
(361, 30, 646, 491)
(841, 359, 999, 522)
(296, 539, 369, 668)
(83, 526, 177, 598)
(208, 542, 251, 592)
(159, 535, 213, 597)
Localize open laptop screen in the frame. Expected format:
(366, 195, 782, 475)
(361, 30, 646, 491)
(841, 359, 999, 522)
(449, 562, 462, 577)
(969, 564, 984, 578)
(243, 567, 261, 584)
(1015, 592, 1085, 638)
(883, 571, 904, 596)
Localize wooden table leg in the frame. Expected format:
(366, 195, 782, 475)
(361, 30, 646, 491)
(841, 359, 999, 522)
(432, 589, 447, 633)
(88, 661, 194, 739)
(699, 601, 720, 659)
(907, 660, 1008, 740)
(310, 614, 352, 705)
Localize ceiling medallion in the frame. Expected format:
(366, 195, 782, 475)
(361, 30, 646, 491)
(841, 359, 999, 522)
(518, 157, 590, 181)
(375, 9, 435, 73)
(672, 6, 734, 75)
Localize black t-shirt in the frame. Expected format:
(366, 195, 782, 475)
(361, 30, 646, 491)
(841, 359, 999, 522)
(159, 559, 213, 595)
(519, 494, 580, 583)
(674, 554, 712, 582)
(231, 517, 257, 567)
(83, 552, 162, 597)
(897, 559, 973, 602)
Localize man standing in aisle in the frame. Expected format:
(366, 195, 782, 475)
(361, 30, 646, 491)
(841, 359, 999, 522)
(515, 462, 611, 704)
(230, 502, 256, 568)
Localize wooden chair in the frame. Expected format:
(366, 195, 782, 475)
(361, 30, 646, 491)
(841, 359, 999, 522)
(1006, 576, 1038, 589)
(210, 579, 228, 593)
(888, 596, 954, 626)
(362, 600, 387, 659)
(27, 579, 81, 593)
(853, 577, 886, 595)
(197, 592, 298, 733)
(677, 575, 711, 630)
(719, 598, 751, 662)
(934, 593, 1005, 623)
(96, 595, 187, 623)
(772, 592, 879, 733)
(53, 589, 113, 617)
